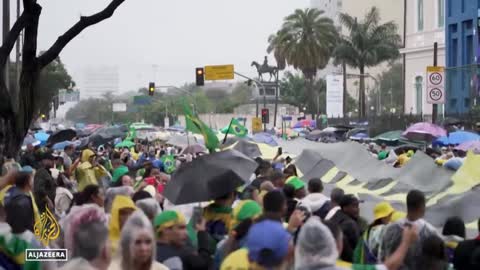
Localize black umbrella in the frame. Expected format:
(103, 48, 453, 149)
(47, 129, 77, 146)
(163, 149, 257, 204)
(232, 140, 262, 159)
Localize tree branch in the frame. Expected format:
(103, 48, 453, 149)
(0, 12, 29, 67)
(37, 0, 126, 68)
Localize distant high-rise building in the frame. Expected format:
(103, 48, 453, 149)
(80, 66, 119, 99)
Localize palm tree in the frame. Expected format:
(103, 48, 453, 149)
(267, 8, 337, 114)
(334, 7, 401, 118)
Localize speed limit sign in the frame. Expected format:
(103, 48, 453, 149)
(426, 66, 445, 104)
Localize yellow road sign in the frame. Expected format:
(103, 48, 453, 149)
(252, 117, 262, 133)
(205, 65, 234, 81)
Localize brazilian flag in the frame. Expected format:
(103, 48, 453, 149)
(161, 155, 176, 174)
(221, 118, 248, 138)
(125, 127, 137, 141)
(183, 103, 219, 153)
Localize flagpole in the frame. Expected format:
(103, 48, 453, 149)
(222, 118, 234, 145)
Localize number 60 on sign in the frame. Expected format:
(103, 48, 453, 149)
(426, 66, 445, 104)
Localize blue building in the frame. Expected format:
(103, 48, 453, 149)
(445, 0, 480, 114)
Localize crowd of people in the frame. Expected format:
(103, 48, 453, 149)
(0, 139, 479, 270)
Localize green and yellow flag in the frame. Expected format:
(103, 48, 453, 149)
(125, 127, 137, 141)
(221, 118, 248, 138)
(161, 155, 176, 174)
(183, 103, 219, 153)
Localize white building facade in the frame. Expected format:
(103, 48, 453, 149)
(400, 0, 445, 114)
(80, 66, 120, 99)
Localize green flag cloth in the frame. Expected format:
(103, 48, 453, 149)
(125, 127, 137, 141)
(221, 118, 248, 137)
(183, 103, 219, 152)
(0, 226, 42, 270)
(161, 155, 176, 174)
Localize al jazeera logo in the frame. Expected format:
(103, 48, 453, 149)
(26, 207, 68, 262)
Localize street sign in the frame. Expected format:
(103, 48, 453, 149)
(133, 96, 152, 106)
(282, 116, 293, 121)
(252, 117, 262, 133)
(204, 65, 234, 81)
(112, 103, 127, 112)
(426, 66, 445, 104)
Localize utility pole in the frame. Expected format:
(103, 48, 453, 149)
(3, 0, 10, 88)
(273, 71, 279, 127)
(432, 42, 438, 124)
(15, 0, 21, 89)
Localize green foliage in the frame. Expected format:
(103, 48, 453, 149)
(8, 57, 75, 115)
(367, 63, 404, 113)
(334, 7, 401, 117)
(279, 71, 326, 114)
(268, 8, 338, 79)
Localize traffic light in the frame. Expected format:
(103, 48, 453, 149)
(148, 82, 155, 96)
(40, 114, 47, 122)
(196, 68, 204, 86)
(261, 108, 269, 124)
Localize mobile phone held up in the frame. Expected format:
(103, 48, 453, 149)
(192, 206, 203, 226)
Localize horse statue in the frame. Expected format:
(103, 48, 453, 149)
(251, 61, 278, 82)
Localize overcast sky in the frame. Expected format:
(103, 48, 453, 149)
(2, 0, 309, 92)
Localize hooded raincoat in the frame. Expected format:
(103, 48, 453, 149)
(76, 150, 107, 191)
(108, 195, 136, 255)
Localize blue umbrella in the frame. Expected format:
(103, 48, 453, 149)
(350, 132, 369, 140)
(52, 141, 77, 151)
(252, 132, 278, 146)
(434, 131, 480, 146)
(34, 132, 50, 146)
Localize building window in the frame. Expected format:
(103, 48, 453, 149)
(449, 98, 457, 109)
(461, 0, 465, 13)
(438, 0, 445, 27)
(417, 0, 424, 31)
(415, 76, 423, 114)
(465, 98, 470, 108)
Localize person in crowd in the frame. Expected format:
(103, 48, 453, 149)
(136, 198, 161, 221)
(325, 188, 345, 220)
(104, 186, 135, 213)
(155, 210, 212, 270)
(55, 173, 74, 217)
(269, 170, 285, 188)
(220, 219, 293, 270)
(299, 178, 331, 220)
(61, 144, 75, 175)
(109, 211, 168, 270)
(256, 181, 275, 205)
(20, 143, 37, 169)
(76, 149, 108, 191)
(259, 190, 288, 223)
(378, 144, 389, 160)
(380, 189, 439, 270)
(111, 165, 129, 187)
(330, 194, 362, 262)
(120, 174, 134, 187)
(4, 171, 38, 233)
(133, 190, 153, 202)
(74, 184, 105, 207)
(203, 191, 235, 242)
(283, 164, 298, 179)
(109, 195, 136, 255)
(416, 235, 450, 270)
(214, 200, 262, 268)
(324, 219, 418, 270)
(33, 152, 57, 212)
(60, 205, 111, 270)
(442, 216, 466, 263)
(354, 201, 395, 264)
(453, 218, 480, 270)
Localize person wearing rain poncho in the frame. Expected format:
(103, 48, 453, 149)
(353, 202, 396, 264)
(58, 205, 111, 270)
(108, 195, 136, 255)
(379, 190, 439, 270)
(75, 149, 108, 192)
(108, 210, 168, 270)
(214, 200, 263, 269)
